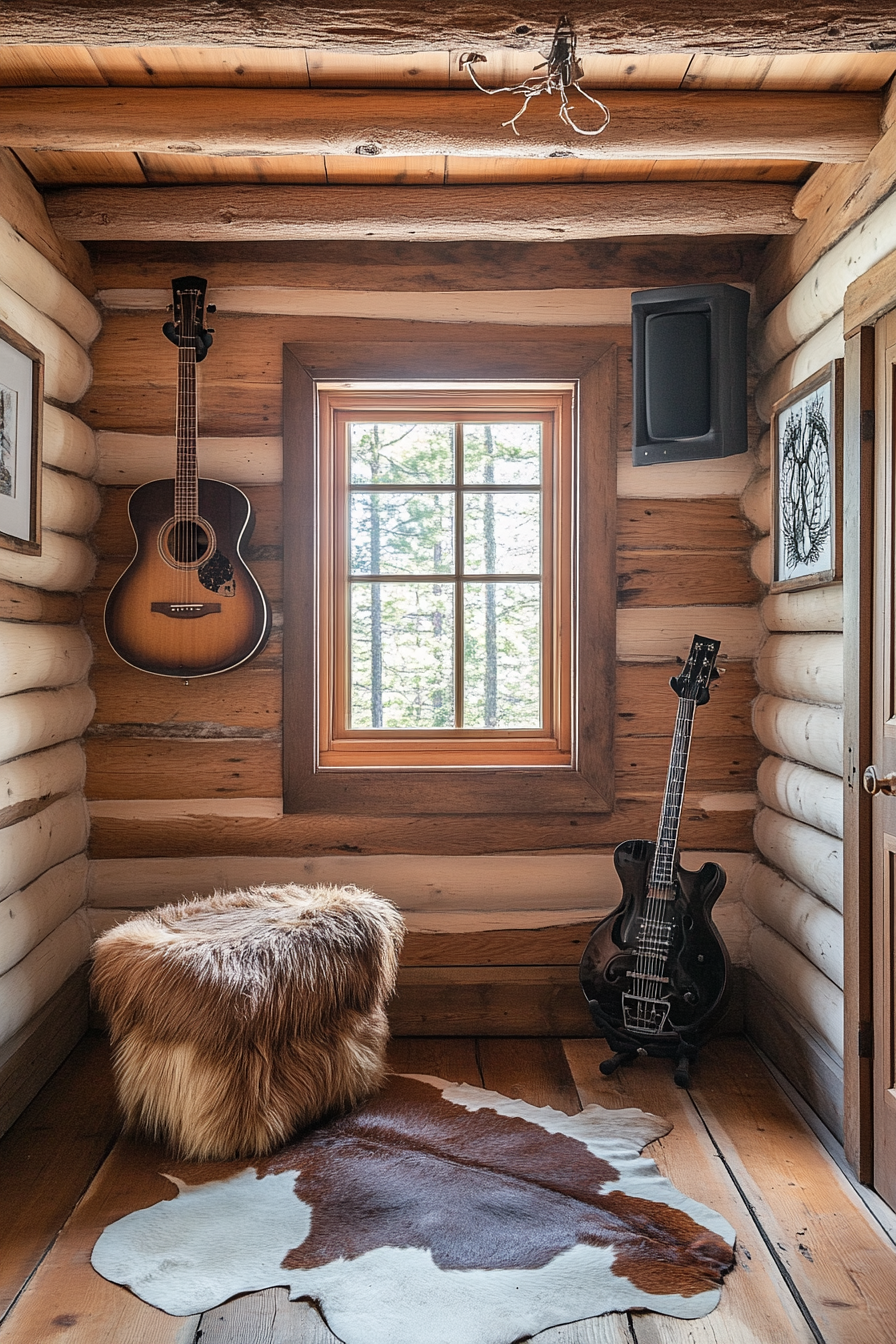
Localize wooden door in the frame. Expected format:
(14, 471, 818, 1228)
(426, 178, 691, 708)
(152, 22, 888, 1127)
(869, 308, 896, 1208)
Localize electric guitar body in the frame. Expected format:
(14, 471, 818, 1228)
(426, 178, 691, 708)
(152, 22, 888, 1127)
(103, 275, 270, 679)
(579, 838, 730, 1050)
(104, 477, 270, 678)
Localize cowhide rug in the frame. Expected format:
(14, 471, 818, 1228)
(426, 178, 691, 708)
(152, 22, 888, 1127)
(92, 1074, 735, 1344)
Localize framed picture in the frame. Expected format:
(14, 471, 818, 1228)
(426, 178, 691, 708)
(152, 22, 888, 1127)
(0, 318, 43, 556)
(770, 360, 842, 593)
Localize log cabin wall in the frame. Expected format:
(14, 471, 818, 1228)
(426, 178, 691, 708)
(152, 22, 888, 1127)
(79, 239, 765, 1036)
(744, 80, 896, 1139)
(0, 151, 100, 1134)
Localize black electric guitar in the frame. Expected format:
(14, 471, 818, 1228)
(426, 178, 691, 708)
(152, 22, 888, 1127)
(104, 277, 270, 678)
(579, 635, 730, 1086)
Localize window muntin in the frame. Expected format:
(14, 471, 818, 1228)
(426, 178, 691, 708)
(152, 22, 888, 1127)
(317, 388, 573, 769)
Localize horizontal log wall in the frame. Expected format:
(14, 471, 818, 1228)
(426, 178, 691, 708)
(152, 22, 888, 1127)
(85, 245, 763, 1018)
(0, 154, 98, 1136)
(744, 169, 865, 1132)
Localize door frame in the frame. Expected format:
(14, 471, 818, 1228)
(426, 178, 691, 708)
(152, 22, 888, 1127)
(842, 252, 896, 1182)
(842, 323, 875, 1181)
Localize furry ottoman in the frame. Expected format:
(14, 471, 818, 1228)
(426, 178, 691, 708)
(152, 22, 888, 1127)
(91, 883, 404, 1161)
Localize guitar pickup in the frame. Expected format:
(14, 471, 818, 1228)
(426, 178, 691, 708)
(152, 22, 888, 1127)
(151, 602, 222, 619)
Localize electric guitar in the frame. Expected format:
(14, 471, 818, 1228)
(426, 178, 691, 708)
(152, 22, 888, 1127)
(104, 276, 270, 678)
(579, 635, 730, 1086)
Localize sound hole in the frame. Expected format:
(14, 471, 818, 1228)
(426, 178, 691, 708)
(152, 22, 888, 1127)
(167, 520, 211, 564)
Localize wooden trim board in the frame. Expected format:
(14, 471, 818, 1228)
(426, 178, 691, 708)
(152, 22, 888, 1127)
(743, 968, 844, 1141)
(0, 964, 89, 1139)
(0, 1030, 117, 1322)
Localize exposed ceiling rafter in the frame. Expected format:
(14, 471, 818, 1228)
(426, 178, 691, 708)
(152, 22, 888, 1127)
(3, 1, 896, 54)
(0, 87, 880, 162)
(45, 182, 801, 241)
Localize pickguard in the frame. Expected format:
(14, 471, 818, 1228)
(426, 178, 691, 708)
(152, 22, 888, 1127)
(198, 550, 236, 596)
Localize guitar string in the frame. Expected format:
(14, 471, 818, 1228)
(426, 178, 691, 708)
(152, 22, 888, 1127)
(629, 693, 697, 1031)
(632, 697, 693, 1027)
(639, 695, 696, 1026)
(174, 292, 199, 608)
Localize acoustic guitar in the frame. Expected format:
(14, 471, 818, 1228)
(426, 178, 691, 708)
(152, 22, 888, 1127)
(579, 635, 730, 1086)
(104, 277, 270, 678)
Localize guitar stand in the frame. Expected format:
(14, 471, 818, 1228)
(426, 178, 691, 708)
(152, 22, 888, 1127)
(672, 1044, 697, 1089)
(590, 1010, 702, 1088)
(599, 1048, 641, 1077)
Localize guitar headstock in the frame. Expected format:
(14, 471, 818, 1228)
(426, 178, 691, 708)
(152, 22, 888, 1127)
(162, 275, 216, 362)
(670, 634, 721, 706)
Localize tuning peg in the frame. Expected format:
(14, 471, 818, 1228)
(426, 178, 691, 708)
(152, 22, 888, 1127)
(206, 304, 217, 314)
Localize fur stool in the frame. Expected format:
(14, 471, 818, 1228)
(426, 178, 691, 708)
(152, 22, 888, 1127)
(91, 883, 404, 1161)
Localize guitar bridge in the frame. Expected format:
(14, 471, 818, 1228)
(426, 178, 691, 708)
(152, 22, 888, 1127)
(151, 602, 222, 619)
(622, 992, 672, 1035)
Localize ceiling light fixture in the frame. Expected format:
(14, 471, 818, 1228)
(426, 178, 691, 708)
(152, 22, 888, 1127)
(459, 14, 610, 138)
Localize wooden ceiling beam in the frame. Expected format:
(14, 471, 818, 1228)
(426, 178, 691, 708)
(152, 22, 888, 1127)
(86, 238, 766, 292)
(0, 87, 880, 162)
(45, 183, 800, 241)
(3, 3, 896, 54)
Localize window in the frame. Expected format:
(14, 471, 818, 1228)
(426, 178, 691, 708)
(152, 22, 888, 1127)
(317, 388, 572, 769)
(282, 322, 616, 816)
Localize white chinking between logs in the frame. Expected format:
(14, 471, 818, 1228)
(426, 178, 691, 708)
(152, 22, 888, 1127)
(743, 158, 856, 1106)
(0, 157, 98, 1127)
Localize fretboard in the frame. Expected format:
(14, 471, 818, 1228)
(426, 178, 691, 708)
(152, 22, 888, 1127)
(650, 695, 697, 888)
(174, 344, 198, 523)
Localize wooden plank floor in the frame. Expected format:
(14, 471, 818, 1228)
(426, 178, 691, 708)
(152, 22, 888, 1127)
(0, 1033, 893, 1344)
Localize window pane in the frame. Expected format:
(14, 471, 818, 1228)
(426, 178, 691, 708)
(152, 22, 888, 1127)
(463, 582, 541, 728)
(350, 582, 454, 729)
(349, 423, 454, 484)
(351, 492, 454, 575)
(463, 423, 541, 484)
(464, 492, 540, 575)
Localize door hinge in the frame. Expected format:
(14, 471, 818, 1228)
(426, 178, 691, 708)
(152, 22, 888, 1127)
(858, 1021, 874, 1058)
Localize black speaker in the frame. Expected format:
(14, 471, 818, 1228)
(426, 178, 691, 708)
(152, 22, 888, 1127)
(631, 283, 749, 465)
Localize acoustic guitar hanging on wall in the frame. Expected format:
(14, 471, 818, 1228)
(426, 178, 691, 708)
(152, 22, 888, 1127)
(104, 277, 270, 678)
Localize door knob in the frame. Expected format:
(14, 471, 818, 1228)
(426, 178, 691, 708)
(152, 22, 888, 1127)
(863, 765, 896, 796)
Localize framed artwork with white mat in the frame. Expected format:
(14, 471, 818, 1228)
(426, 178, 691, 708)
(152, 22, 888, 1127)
(0, 317, 43, 556)
(770, 360, 843, 593)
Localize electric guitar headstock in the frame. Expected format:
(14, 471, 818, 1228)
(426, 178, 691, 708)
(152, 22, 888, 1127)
(162, 275, 216, 362)
(670, 634, 721, 706)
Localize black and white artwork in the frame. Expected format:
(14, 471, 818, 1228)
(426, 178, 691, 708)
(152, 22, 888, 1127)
(771, 363, 841, 593)
(0, 384, 19, 497)
(0, 321, 43, 555)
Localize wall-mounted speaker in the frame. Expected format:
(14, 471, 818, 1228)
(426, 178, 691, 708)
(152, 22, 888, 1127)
(631, 282, 749, 465)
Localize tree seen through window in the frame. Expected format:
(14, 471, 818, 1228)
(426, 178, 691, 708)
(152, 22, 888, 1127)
(348, 421, 542, 730)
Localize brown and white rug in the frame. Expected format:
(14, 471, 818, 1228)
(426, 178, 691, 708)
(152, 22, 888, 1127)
(92, 1074, 735, 1344)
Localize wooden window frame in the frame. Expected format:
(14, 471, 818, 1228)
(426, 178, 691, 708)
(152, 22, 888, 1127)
(319, 388, 571, 768)
(283, 320, 617, 815)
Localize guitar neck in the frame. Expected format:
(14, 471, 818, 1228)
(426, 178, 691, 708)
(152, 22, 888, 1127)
(175, 344, 198, 523)
(650, 695, 697, 890)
